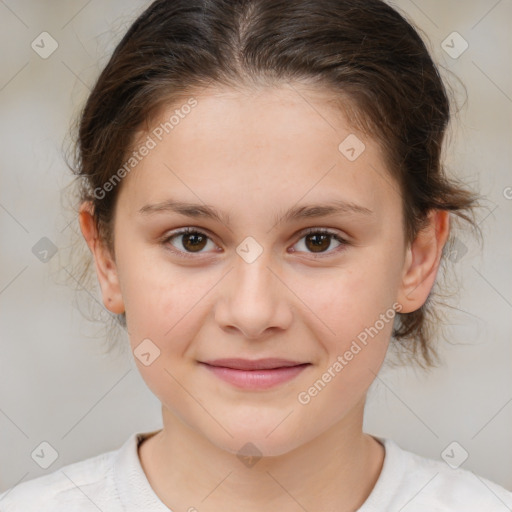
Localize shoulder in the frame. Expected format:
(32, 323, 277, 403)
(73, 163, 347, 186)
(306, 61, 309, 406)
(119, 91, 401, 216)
(378, 437, 512, 511)
(0, 444, 122, 511)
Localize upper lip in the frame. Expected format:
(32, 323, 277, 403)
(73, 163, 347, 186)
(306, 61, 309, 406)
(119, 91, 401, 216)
(201, 358, 309, 370)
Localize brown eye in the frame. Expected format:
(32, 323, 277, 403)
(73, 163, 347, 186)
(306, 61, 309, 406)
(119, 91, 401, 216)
(163, 228, 216, 256)
(304, 233, 332, 253)
(180, 232, 208, 252)
(292, 229, 348, 256)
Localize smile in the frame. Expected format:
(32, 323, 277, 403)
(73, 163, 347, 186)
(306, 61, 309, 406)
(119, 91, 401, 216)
(199, 362, 311, 390)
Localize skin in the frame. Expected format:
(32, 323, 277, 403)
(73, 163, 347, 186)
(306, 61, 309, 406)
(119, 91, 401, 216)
(79, 84, 449, 512)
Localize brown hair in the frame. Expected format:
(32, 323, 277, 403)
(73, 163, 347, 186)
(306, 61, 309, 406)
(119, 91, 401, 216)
(64, 0, 481, 369)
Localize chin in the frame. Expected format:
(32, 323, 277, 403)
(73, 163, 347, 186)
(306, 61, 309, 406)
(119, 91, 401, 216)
(211, 427, 305, 459)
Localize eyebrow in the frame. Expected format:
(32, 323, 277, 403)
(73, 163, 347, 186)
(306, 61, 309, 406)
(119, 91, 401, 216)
(138, 198, 373, 225)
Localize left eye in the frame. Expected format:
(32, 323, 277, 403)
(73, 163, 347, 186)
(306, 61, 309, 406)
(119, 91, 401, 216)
(162, 228, 348, 257)
(292, 229, 347, 256)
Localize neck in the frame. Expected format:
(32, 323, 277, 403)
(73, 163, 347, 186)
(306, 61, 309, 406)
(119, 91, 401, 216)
(138, 400, 385, 512)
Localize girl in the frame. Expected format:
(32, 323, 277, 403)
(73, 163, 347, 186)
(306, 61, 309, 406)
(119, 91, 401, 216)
(1, 0, 510, 510)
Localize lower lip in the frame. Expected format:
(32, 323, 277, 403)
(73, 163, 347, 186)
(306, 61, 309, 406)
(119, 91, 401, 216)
(200, 363, 310, 390)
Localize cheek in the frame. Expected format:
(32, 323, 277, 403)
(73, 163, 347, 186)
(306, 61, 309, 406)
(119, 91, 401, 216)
(120, 249, 217, 355)
(292, 251, 401, 340)
(121, 242, 402, 347)
(294, 264, 398, 418)
(127, 277, 196, 340)
(122, 262, 207, 413)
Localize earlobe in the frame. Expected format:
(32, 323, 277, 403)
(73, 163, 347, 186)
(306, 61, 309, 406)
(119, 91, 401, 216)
(396, 210, 450, 314)
(78, 202, 125, 315)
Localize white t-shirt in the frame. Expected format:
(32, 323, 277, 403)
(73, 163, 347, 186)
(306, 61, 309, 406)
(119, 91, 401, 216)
(1, 430, 511, 511)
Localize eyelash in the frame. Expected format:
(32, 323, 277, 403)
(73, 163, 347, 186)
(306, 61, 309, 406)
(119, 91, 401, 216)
(161, 227, 349, 259)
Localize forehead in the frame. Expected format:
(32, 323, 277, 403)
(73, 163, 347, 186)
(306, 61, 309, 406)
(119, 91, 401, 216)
(119, 84, 400, 220)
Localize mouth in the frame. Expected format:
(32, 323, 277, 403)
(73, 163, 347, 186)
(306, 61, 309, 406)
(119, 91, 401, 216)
(198, 358, 311, 390)
(200, 358, 309, 370)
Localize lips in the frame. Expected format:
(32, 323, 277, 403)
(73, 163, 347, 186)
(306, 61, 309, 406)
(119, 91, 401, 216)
(201, 358, 308, 370)
(199, 358, 311, 390)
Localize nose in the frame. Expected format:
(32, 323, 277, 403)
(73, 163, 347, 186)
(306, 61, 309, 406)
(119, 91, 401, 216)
(214, 251, 292, 340)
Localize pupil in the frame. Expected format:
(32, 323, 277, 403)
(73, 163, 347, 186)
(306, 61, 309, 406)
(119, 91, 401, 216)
(307, 234, 329, 253)
(180, 233, 331, 253)
(183, 233, 206, 251)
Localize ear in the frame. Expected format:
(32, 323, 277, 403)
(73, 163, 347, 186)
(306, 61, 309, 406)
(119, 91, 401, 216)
(78, 201, 125, 315)
(396, 210, 450, 313)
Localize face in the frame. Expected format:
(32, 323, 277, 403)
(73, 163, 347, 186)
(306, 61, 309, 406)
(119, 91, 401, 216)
(81, 84, 447, 457)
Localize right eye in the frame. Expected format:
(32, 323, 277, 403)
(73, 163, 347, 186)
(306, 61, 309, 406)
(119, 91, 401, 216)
(162, 227, 219, 258)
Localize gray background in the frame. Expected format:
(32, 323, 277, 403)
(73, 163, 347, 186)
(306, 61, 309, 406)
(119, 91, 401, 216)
(1, 0, 511, 495)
